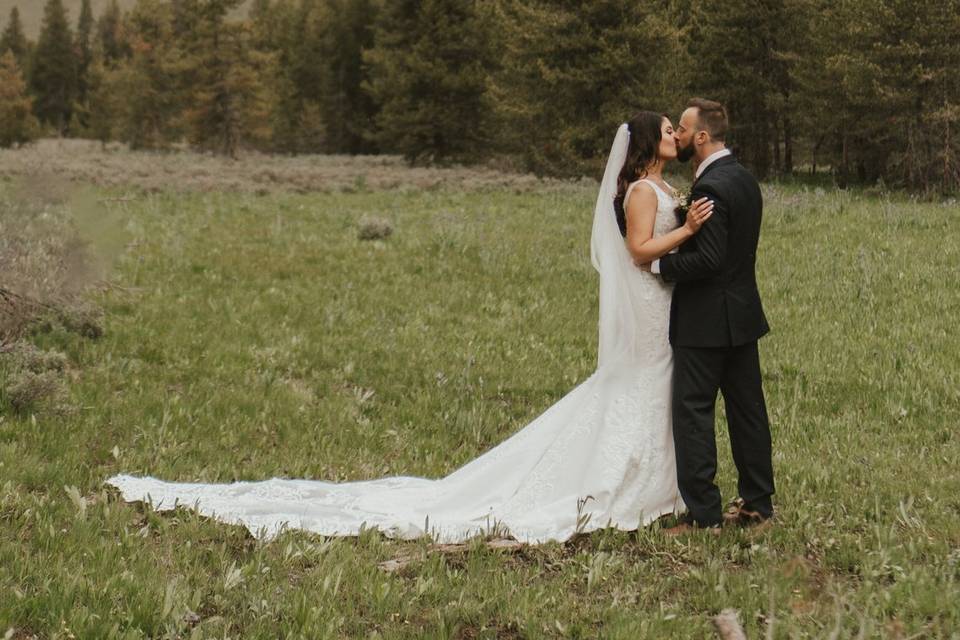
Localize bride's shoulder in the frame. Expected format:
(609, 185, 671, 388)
(628, 179, 659, 196)
(624, 180, 657, 207)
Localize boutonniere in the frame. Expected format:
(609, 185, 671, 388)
(673, 187, 692, 221)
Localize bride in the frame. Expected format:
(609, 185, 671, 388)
(107, 113, 714, 544)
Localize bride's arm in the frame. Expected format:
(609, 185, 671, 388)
(625, 184, 713, 265)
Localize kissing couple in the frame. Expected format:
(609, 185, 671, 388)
(108, 97, 776, 543)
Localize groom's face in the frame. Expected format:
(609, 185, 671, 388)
(674, 108, 698, 163)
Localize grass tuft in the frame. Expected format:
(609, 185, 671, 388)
(3, 368, 61, 413)
(357, 216, 395, 241)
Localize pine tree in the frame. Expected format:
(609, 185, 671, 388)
(97, 0, 129, 65)
(365, 0, 494, 162)
(250, 0, 272, 20)
(181, 0, 272, 156)
(113, 0, 185, 148)
(30, 0, 78, 134)
(245, 0, 305, 153)
(262, 0, 327, 153)
(491, 0, 687, 176)
(73, 0, 95, 129)
(171, 0, 202, 39)
(0, 7, 29, 70)
(84, 55, 119, 144)
(684, 0, 800, 179)
(316, 0, 379, 153)
(248, 0, 274, 48)
(871, 0, 960, 192)
(790, 0, 907, 186)
(0, 51, 39, 147)
(790, 0, 870, 184)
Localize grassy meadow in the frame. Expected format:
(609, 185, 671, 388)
(1, 153, 959, 638)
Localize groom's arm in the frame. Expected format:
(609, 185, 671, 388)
(655, 184, 728, 283)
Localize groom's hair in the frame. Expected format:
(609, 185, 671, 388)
(687, 98, 728, 142)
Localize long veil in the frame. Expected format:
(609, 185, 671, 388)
(106, 124, 683, 544)
(591, 124, 646, 369)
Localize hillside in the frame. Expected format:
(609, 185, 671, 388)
(0, 0, 251, 38)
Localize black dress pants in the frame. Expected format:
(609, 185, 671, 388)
(672, 341, 775, 526)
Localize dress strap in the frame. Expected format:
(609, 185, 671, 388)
(637, 177, 672, 199)
(624, 178, 669, 209)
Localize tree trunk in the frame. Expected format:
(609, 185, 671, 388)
(784, 114, 793, 174)
(811, 135, 823, 175)
(773, 119, 781, 175)
(839, 132, 849, 188)
(945, 122, 949, 192)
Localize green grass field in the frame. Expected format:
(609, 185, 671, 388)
(1, 172, 959, 638)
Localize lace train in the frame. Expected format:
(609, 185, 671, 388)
(108, 359, 684, 544)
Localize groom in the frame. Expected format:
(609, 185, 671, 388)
(646, 98, 775, 533)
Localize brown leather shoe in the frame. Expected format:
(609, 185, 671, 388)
(729, 507, 774, 530)
(722, 498, 746, 525)
(662, 522, 722, 537)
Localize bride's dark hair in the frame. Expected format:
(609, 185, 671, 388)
(613, 111, 668, 236)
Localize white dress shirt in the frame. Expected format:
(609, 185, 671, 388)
(694, 147, 732, 179)
(650, 148, 731, 274)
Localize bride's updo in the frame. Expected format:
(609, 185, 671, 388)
(613, 111, 668, 236)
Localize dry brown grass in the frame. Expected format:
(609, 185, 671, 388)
(0, 173, 110, 414)
(0, 138, 569, 195)
(0, 176, 109, 340)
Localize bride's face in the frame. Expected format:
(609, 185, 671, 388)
(659, 118, 678, 162)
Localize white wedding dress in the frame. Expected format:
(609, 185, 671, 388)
(107, 125, 686, 544)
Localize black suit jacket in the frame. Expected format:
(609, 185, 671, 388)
(659, 154, 770, 348)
